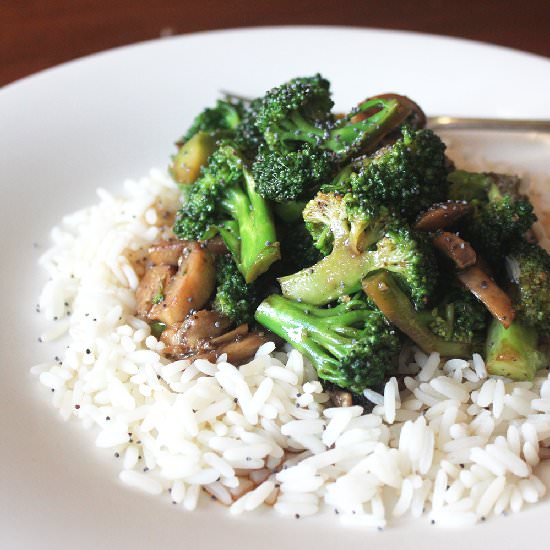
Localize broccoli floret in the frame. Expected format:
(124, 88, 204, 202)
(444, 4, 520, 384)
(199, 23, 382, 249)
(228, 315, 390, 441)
(255, 293, 399, 392)
(362, 270, 474, 357)
(252, 143, 335, 202)
(255, 74, 334, 147)
(279, 192, 437, 308)
(234, 97, 264, 158)
(183, 100, 243, 141)
(212, 254, 260, 325)
(506, 239, 550, 334)
(448, 170, 536, 264)
(255, 75, 404, 161)
(448, 170, 493, 202)
(418, 287, 489, 345)
(346, 127, 450, 219)
(485, 319, 547, 380)
(173, 142, 280, 282)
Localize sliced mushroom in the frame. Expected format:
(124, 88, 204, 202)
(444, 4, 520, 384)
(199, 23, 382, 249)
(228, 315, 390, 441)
(149, 242, 216, 325)
(329, 390, 353, 408)
(216, 332, 268, 365)
(135, 264, 176, 318)
(457, 265, 515, 328)
(433, 231, 477, 269)
(210, 324, 249, 346)
(125, 246, 150, 278)
(415, 201, 472, 232)
(160, 310, 231, 356)
(148, 239, 189, 266)
(160, 311, 268, 366)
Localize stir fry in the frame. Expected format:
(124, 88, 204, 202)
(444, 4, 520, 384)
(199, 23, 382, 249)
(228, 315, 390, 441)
(134, 74, 550, 399)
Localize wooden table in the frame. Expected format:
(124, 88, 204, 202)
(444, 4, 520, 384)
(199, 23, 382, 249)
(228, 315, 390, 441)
(2, 0, 550, 87)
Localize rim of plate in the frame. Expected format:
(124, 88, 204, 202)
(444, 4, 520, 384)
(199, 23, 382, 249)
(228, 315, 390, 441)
(2, 24, 550, 93)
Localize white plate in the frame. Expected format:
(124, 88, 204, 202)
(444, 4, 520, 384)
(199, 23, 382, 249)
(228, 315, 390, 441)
(1, 27, 550, 550)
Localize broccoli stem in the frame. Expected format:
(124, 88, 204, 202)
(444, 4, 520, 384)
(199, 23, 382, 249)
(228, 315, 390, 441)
(485, 319, 547, 381)
(278, 229, 383, 305)
(276, 112, 325, 148)
(224, 169, 280, 283)
(362, 271, 472, 357)
(255, 295, 360, 386)
(274, 98, 400, 157)
(324, 98, 400, 154)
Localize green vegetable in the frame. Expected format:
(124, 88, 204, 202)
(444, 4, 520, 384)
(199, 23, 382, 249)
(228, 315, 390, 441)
(182, 99, 243, 141)
(448, 170, 536, 265)
(150, 322, 166, 339)
(173, 141, 280, 283)
(255, 293, 399, 393)
(506, 239, 550, 334)
(252, 143, 334, 202)
(418, 287, 489, 345)
(362, 270, 473, 357)
(152, 291, 164, 305)
(212, 254, 260, 325)
(279, 192, 437, 308)
(344, 126, 450, 220)
(170, 131, 217, 185)
(485, 319, 547, 380)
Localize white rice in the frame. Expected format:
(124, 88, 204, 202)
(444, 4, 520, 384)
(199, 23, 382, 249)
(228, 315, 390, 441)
(33, 168, 550, 528)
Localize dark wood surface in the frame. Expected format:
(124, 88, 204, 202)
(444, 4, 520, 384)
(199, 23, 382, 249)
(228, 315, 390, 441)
(2, 0, 550, 87)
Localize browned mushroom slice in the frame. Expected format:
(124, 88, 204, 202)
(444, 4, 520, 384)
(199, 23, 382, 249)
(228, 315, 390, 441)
(180, 310, 232, 348)
(457, 265, 515, 328)
(135, 264, 176, 318)
(148, 239, 189, 266)
(210, 324, 249, 346)
(125, 246, 150, 278)
(329, 390, 353, 408)
(433, 231, 477, 269)
(217, 332, 268, 365)
(415, 201, 472, 232)
(158, 323, 181, 351)
(160, 310, 232, 356)
(149, 242, 216, 325)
